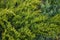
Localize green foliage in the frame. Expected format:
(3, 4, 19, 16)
(41, 0, 60, 16)
(0, 0, 60, 40)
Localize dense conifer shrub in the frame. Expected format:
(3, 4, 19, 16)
(0, 0, 60, 40)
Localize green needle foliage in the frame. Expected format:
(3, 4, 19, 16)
(0, 0, 60, 40)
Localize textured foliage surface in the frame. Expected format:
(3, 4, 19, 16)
(0, 0, 60, 40)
